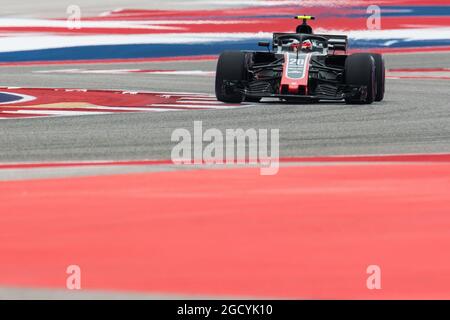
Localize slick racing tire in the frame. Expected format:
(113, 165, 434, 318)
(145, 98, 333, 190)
(369, 53, 385, 102)
(215, 51, 247, 103)
(345, 53, 376, 104)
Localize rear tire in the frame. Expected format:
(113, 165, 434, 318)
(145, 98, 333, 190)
(215, 51, 247, 103)
(345, 53, 376, 104)
(369, 53, 385, 101)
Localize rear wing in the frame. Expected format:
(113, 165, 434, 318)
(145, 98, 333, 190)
(315, 34, 348, 52)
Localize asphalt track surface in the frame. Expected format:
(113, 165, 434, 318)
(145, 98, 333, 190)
(0, 52, 449, 170)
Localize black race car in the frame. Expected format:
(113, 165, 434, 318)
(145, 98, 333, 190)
(215, 16, 385, 104)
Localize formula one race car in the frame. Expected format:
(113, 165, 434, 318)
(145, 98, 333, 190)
(215, 16, 385, 104)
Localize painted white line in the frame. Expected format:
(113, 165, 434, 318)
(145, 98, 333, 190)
(65, 106, 174, 112)
(143, 71, 215, 76)
(0, 115, 46, 119)
(149, 104, 238, 109)
(7, 110, 111, 116)
(0, 32, 272, 53)
(34, 69, 215, 76)
(178, 97, 218, 101)
(35, 69, 139, 74)
(34, 69, 82, 74)
(0, 18, 183, 30)
(386, 76, 450, 80)
(176, 100, 223, 104)
(155, 93, 214, 97)
(144, 108, 180, 112)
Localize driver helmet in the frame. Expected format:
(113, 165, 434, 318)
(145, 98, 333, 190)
(301, 39, 313, 51)
(287, 39, 300, 52)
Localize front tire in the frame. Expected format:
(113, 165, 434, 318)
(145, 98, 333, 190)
(369, 53, 385, 102)
(215, 51, 247, 103)
(345, 53, 376, 104)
